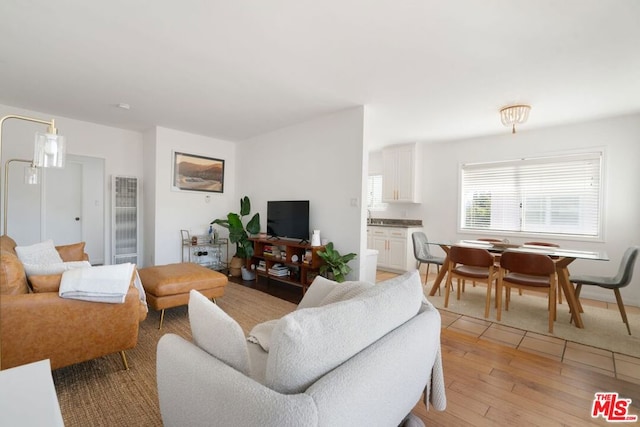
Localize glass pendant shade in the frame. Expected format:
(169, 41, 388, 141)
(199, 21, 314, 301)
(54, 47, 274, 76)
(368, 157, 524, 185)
(24, 165, 39, 184)
(34, 132, 66, 168)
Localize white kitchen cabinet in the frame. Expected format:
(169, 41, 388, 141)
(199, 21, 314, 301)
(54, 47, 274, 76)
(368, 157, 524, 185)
(371, 233, 388, 264)
(382, 143, 421, 203)
(367, 226, 422, 272)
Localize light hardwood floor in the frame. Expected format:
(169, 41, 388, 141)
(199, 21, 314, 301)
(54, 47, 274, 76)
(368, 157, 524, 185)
(377, 270, 640, 425)
(412, 328, 639, 426)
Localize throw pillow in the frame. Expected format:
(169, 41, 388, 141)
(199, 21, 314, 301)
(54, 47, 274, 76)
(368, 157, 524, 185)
(29, 274, 63, 293)
(317, 280, 374, 306)
(296, 275, 339, 310)
(55, 242, 87, 262)
(15, 240, 63, 266)
(23, 260, 91, 277)
(188, 289, 251, 376)
(266, 270, 423, 394)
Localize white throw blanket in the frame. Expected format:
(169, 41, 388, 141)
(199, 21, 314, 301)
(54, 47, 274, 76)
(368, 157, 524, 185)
(424, 347, 447, 411)
(247, 319, 279, 351)
(60, 263, 137, 304)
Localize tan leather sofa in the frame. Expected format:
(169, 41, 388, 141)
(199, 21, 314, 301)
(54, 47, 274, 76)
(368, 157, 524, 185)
(0, 235, 147, 370)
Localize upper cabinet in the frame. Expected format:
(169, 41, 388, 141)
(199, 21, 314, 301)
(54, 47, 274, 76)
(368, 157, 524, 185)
(382, 143, 421, 203)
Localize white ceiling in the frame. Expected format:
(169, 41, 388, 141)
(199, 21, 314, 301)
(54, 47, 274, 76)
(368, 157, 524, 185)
(1, 1, 639, 149)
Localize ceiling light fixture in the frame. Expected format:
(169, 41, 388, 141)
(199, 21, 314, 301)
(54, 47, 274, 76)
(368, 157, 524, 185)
(500, 104, 531, 134)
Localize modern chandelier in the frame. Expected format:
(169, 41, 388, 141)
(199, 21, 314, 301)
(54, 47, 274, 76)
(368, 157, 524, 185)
(499, 104, 531, 134)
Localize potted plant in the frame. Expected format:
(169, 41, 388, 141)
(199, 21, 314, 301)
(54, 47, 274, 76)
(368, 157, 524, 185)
(211, 196, 260, 277)
(317, 242, 357, 283)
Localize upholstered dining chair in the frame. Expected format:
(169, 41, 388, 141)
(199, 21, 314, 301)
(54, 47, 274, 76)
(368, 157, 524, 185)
(570, 246, 639, 335)
(444, 246, 498, 318)
(411, 232, 445, 289)
(498, 251, 557, 333)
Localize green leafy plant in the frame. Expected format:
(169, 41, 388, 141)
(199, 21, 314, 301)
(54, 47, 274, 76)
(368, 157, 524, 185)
(317, 242, 357, 283)
(211, 196, 260, 258)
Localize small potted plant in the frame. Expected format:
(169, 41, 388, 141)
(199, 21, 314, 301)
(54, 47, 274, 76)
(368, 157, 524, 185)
(317, 242, 357, 283)
(211, 196, 260, 277)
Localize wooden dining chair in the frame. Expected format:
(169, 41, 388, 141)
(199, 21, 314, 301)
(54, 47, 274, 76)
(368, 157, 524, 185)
(466, 238, 503, 291)
(523, 241, 560, 248)
(444, 246, 498, 318)
(498, 250, 557, 333)
(523, 241, 562, 302)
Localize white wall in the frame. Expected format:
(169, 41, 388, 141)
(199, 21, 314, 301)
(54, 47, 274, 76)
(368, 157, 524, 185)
(401, 113, 640, 306)
(239, 107, 366, 280)
(148, 127, 238, 266)
(142, 127, 157, 267)
(0, 104, 143, 264)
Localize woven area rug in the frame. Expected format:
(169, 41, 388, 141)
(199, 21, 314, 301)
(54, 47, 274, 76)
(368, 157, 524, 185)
(425, 280, 640, 357)
(51, 282, 296, 427)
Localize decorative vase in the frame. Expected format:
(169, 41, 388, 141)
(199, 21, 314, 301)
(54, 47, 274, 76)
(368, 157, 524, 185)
(229, 256, 243, 277)
(311, 230, 321, 246)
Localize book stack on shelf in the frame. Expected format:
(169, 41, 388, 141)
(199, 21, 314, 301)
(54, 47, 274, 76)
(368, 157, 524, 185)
(263, 245, 275, 257)
(268, 264, 289, 277)
(256, 260, 267, 272)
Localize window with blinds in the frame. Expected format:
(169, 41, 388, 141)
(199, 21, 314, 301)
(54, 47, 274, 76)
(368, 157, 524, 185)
(460, 152, 603, 238)
(367, 174, 386, 210)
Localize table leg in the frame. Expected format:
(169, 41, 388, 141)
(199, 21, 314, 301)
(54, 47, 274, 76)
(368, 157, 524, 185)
(555, 257, 584, 328)
(429, 245, 450, 296)
(496, 270, 503, 321)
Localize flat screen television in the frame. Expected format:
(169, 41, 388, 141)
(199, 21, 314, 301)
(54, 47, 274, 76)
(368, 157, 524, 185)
(267, 200, 310, 241)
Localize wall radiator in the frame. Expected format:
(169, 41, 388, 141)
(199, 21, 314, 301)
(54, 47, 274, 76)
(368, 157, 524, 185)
(112, 176, 139, 265)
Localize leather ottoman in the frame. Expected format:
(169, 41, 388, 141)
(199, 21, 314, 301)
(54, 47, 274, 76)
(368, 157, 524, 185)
(138, 263, 228, 329)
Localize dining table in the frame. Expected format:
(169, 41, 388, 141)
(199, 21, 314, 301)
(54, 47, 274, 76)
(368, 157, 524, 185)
(427, 240, 609, 328)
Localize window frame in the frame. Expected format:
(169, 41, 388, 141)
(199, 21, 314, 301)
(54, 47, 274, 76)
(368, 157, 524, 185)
(367, 174, 387, 211)
(457, 149, 606, 241)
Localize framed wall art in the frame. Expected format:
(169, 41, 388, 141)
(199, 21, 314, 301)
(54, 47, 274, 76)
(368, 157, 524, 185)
(172, 151, 225, 193)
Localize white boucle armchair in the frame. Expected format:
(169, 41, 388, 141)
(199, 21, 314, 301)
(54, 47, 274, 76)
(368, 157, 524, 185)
(156, 271, 446, 427)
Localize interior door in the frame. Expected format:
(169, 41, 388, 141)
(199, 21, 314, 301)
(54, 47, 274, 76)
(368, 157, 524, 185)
(42, 161, 83, 245)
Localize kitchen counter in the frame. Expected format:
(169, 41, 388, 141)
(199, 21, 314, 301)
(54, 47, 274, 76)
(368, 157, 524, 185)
(367, 218, 422, 228)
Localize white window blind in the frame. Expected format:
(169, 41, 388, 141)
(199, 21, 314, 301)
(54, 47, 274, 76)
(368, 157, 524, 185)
(460, 152, 603, 237)
(368, 174, 385, 210)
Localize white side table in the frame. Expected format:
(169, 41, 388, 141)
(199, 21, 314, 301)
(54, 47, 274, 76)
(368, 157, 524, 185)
(0, 359, 64, 426)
